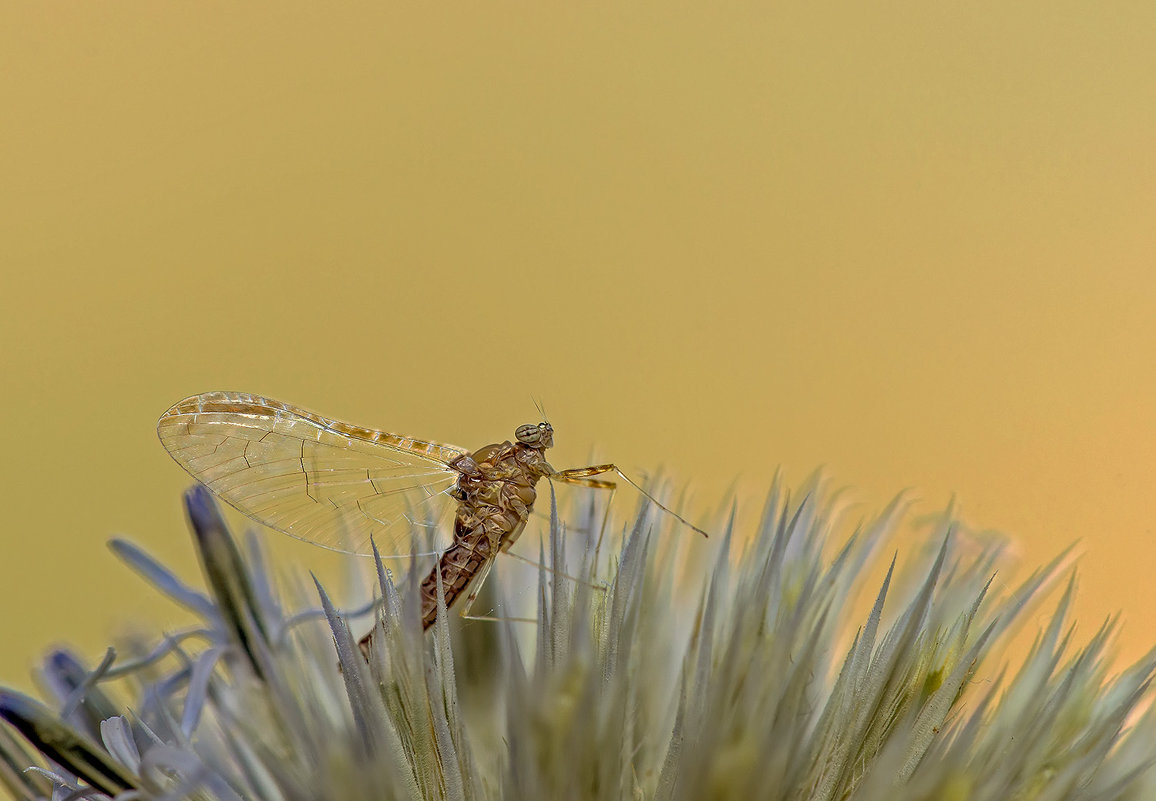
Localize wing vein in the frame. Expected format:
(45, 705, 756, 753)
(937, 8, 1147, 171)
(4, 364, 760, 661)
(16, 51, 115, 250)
(157, 391, 465, 556)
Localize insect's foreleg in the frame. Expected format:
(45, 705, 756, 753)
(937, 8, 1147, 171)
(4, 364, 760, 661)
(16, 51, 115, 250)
(556, 464, 709, 539)
(552, 476, 615, 490)
(548, 469, 618, 559)
(552, 464, 617, 482)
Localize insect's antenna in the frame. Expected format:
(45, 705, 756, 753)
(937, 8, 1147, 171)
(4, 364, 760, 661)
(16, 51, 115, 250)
(533, 396, 550, 424)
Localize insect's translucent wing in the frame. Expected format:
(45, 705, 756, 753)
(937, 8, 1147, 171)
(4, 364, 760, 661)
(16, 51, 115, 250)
(157, 392, 470, 557)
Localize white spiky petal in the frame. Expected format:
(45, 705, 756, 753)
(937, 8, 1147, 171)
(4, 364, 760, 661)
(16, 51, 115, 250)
(2, 475, 1155, 801)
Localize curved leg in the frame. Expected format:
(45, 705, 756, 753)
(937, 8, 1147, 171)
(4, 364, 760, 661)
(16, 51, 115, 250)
(552, 464, 709, 539)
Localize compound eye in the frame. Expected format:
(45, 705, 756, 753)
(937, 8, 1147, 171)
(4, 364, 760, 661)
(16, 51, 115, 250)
(515, 423, 541, 444)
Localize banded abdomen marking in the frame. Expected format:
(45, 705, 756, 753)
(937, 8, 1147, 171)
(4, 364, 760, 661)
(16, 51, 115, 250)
(412, 478, 541, 631)
(417, 530, 497, 628)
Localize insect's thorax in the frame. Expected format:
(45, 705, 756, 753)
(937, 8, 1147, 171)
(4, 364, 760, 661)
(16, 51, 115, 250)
(463, 440, 553, 494)
(449, 439, 554, 545)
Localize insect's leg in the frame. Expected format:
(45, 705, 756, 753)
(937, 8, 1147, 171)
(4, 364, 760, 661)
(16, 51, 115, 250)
(501, 549, 609, 592)
(583, 480, 617, 564)
(555, 465, 709, 539)
(593, 483, 617, 564)
(551, 476, 615, 489)
(458, 556, 536, 625)
(548, 470, 618, 565)
(552, 464, 617, 481)
(458, 557, 495, 618)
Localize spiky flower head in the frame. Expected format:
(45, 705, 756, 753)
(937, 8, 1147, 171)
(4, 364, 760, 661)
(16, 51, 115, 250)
(3, 477, 1156, 800)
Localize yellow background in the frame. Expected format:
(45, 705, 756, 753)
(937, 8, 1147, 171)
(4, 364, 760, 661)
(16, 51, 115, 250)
(3, 3, 1155, 687)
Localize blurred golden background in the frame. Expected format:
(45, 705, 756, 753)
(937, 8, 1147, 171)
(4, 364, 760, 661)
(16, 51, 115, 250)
(2, 3, 1155, 687)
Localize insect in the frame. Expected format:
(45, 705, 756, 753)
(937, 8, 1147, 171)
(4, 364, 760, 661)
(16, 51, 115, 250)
(157, 392, 705, 651)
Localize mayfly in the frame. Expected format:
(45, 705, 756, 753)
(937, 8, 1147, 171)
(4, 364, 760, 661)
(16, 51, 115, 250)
(157, 392, 706, 651)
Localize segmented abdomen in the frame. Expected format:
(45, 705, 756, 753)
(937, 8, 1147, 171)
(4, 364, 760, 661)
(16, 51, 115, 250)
(418, 528, 496, 628)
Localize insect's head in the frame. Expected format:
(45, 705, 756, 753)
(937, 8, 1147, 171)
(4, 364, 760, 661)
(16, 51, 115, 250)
(515, 421, 554, 449)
